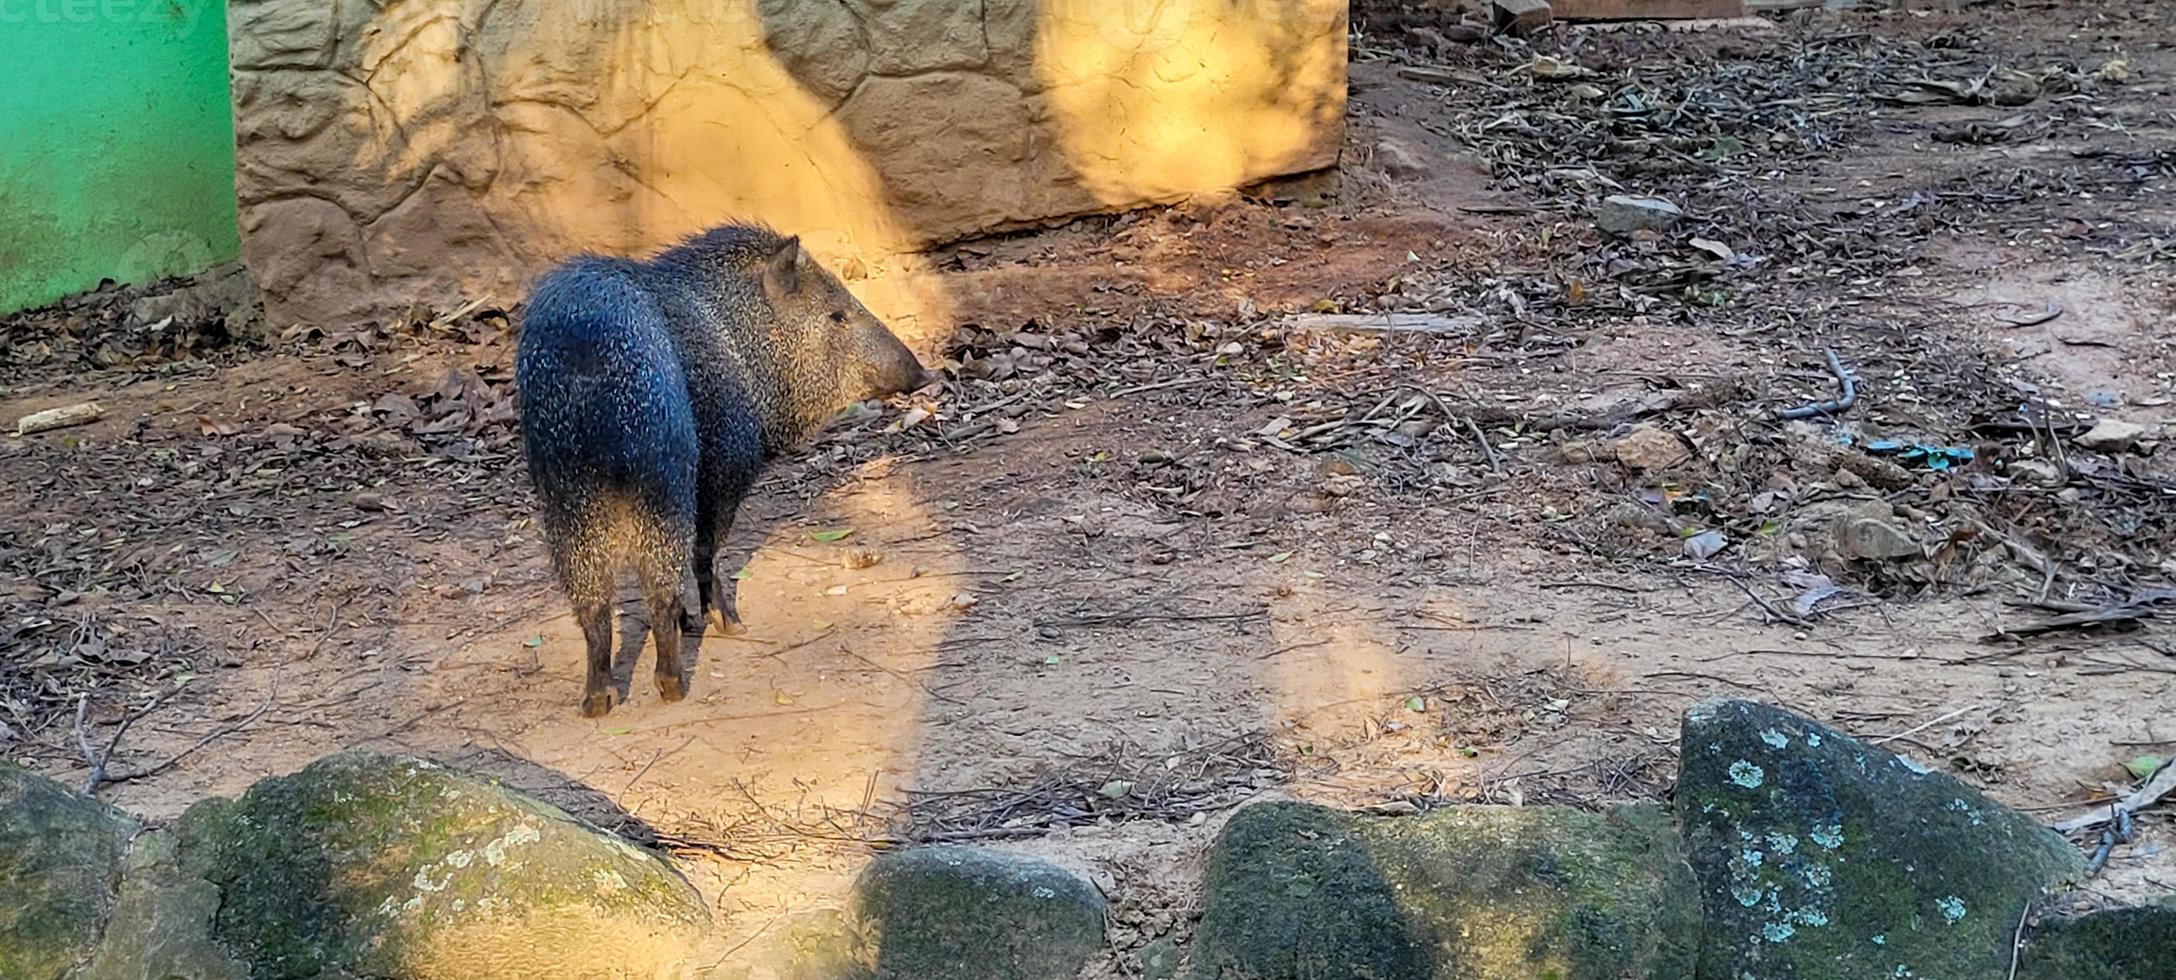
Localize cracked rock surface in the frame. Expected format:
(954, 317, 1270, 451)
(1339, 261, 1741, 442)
(227, 0, 1347, 327)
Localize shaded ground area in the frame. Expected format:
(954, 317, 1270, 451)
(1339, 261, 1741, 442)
(4, 1, 2175, 971)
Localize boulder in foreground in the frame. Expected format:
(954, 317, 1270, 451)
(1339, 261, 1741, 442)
(851, 845, 1106, 980)
(1192, 800, 1700, 979)
(1679, 699, 2083, 979)
(0, 762, 138, 980)
(176, 752, 709, 979)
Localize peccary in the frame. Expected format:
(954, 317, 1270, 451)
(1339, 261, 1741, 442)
(517, 225, 930, 716)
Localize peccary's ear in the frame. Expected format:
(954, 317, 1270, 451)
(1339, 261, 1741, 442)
(763, 236, 802, 298)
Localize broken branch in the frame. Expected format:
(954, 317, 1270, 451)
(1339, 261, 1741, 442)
(1778, 348, 1857, 420)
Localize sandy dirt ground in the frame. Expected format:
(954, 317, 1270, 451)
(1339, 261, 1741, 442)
(5, 0, 2175, 973)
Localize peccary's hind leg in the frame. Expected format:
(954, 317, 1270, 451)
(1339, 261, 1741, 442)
(640, 512, 693, 703)
(644, 571, 687, 703)
(554, 527, 618, 718)
(575, 592, 615, 717)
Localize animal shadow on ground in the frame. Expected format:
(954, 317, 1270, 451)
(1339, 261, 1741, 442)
(427, 744, 671, 845)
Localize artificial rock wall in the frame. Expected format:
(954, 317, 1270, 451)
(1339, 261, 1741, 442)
(227, 0, 1348, 331)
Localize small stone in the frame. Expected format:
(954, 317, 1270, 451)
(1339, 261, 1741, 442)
(1371, 135, 1436, 181)
(1394, 417, 1440, 439)
(2008, 458, 2065, 487)
(1554, 439, 1602, 464)
(841, 548, 883, 570)
(126, 263, 267, 343)
(1321, 473, 1367, 498)
(1490, 0, 1553, 36)
(1684, 529, 1727, 560)
(851, 847, 1104, 980)
(1599, 195, 1684, 236)
(1609, 423, 1691, 472)
(1834, 450, 1915, 490)
(2076, 418, 2149, 453)
(1833, 503, 1920, 561)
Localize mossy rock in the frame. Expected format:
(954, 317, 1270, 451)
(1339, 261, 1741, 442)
(1678, 700, 2084, 980)
(78, 828, 247, 980)
(173, 752, 709, 979)
(1191, 800, 1701, 979)
(0, 761, 138, 980)
(851, 846, 1106, 980)
(2018, 904, 2176, 980)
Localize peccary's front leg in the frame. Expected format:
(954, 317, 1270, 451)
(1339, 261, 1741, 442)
(678, 559, 709, 637)
(688, 430, 761, 635)
(710, 553, 742, 630)
(694, 510, 743, 634)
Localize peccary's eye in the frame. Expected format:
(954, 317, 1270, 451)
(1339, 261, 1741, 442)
(828, 311, 847, 325)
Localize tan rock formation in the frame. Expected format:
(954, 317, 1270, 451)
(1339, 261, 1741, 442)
(226, 0, 1347, 334)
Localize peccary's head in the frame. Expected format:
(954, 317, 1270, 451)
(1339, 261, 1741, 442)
(759, 236, 932, 431)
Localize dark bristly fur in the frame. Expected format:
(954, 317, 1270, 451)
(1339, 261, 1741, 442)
(516, 224, 930, 717)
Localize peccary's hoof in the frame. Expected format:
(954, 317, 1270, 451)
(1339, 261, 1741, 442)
(657, 670, 689, 703)
(580, 690, 616, 717)
(708, 606, 746, 636)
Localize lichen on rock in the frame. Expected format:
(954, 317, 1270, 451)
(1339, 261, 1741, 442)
(0, 761, 139, 980)
(173, 751, 709, 979)
(1191, 800, 1701, 979)
(1679, 699, 2084, 980)
(851, 846, 1106, 980)
(2017, 903, 2176, 980)
(77, 828, 247, 980)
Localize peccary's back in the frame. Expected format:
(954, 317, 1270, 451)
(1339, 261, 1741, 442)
(515, 258, 699, 522)
(627, 229, 780, 469)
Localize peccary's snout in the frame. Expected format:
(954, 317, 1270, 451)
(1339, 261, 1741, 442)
(867, 327, 934, 398)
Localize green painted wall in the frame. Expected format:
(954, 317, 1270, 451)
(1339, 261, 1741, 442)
(0, 0, 240, 314)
